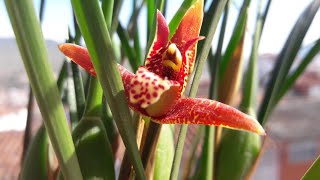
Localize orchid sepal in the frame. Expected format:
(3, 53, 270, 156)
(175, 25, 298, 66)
(153, 98, 266, 135)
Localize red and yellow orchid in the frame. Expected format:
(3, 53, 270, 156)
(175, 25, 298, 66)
(59, 1, 265, 135)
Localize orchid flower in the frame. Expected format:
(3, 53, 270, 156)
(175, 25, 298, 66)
(59, 1, 265, 135)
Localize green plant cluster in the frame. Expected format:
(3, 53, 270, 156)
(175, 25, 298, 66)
(4, 0, 320, 179)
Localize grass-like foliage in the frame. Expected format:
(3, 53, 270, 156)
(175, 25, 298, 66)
(4, 0, 320, 179)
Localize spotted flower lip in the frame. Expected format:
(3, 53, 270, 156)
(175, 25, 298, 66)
(58, 0, 265, 135)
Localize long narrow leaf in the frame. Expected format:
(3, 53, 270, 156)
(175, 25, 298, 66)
(219, 0, 250, 78)
(217, 1, 272, 179)
(276, 38, 320, 103)
(67, 62, 79, 128)
(22, 0, 46, 164)
(73, 117, 115, 179)
(181, 126, 204, 179)
(4, 0, 83, 179)
(168, 0, 197, 38)
(117, 24, 140, 71)
(216, 129, 260, 180)
(147, 0, 156, 41)
(214, 2, 249, 179)
(70, 0, 146, 179)
(22, 88, 34, 163)
(20, 126, 48, 180)
(101, 0, 114, 30)
(111, 0, 123, 33)
(83, 77, 103, 117)
(171, 1, 228, 179)
(145, 0, 165, 60)
(154, 125, 175, 180)
(128, 0, 145, 37)
(303, 154, 320, 179)
(218, 24, 246, 104)
(71, 62, 86, 119)
(239, 0, 273, 138)
(208, 1, 229, 99)
(258, 0, 320, 125)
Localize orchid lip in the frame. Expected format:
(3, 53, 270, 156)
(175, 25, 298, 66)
(128, 67, 179, 109)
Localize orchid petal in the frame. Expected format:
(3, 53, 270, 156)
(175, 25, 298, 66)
(178, 36, 205, 94)
(170, 0, 204, 74)
(154, 98, 266, 135)
(59, 44, 133, 79)
(184, 36, 205, 73)
(145, 10, 169, 75)
(59, 43, 96, 76)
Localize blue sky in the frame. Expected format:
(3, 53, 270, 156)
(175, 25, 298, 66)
(1, 0, 319, 54)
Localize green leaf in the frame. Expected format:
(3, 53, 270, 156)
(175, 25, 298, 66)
(5, 1, 83, 179)
(168, 0, 197, 38)
(216, 130, 260, 180)
(145, 0, 165, 60)
(197, 126, 215, 180)
(57, 61, 68, 93)
(67, 62, 80, 129)
(182, 126, 204, 179)
(117, 24, 140, 71)
(303, 155, 320, 180)
(21, 126, 48, 180)
(258, 0, 320, 125)
(147, 0, 156, 41)
(70, 0, 145, 179)
(219, 0, 250, 78)
(154, 125, 175, 180)
(171, 0, 228, 179)
(83, 77, 103, 117)
(73, 117, 115, 179)
(208, 1, 229, 99)
(101, 0, 114, 30)
(128, 0, 145, 37)
(111, 0, 123, 33)
(218, 23, 246, 104)
(71, 61, 86, 120)
(216, 1, 268, 179)
(132, 0, 143, 67)
(240, 0, 271, 113)
(101, 98, 117, 145)
(276, 38, 320, 103)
